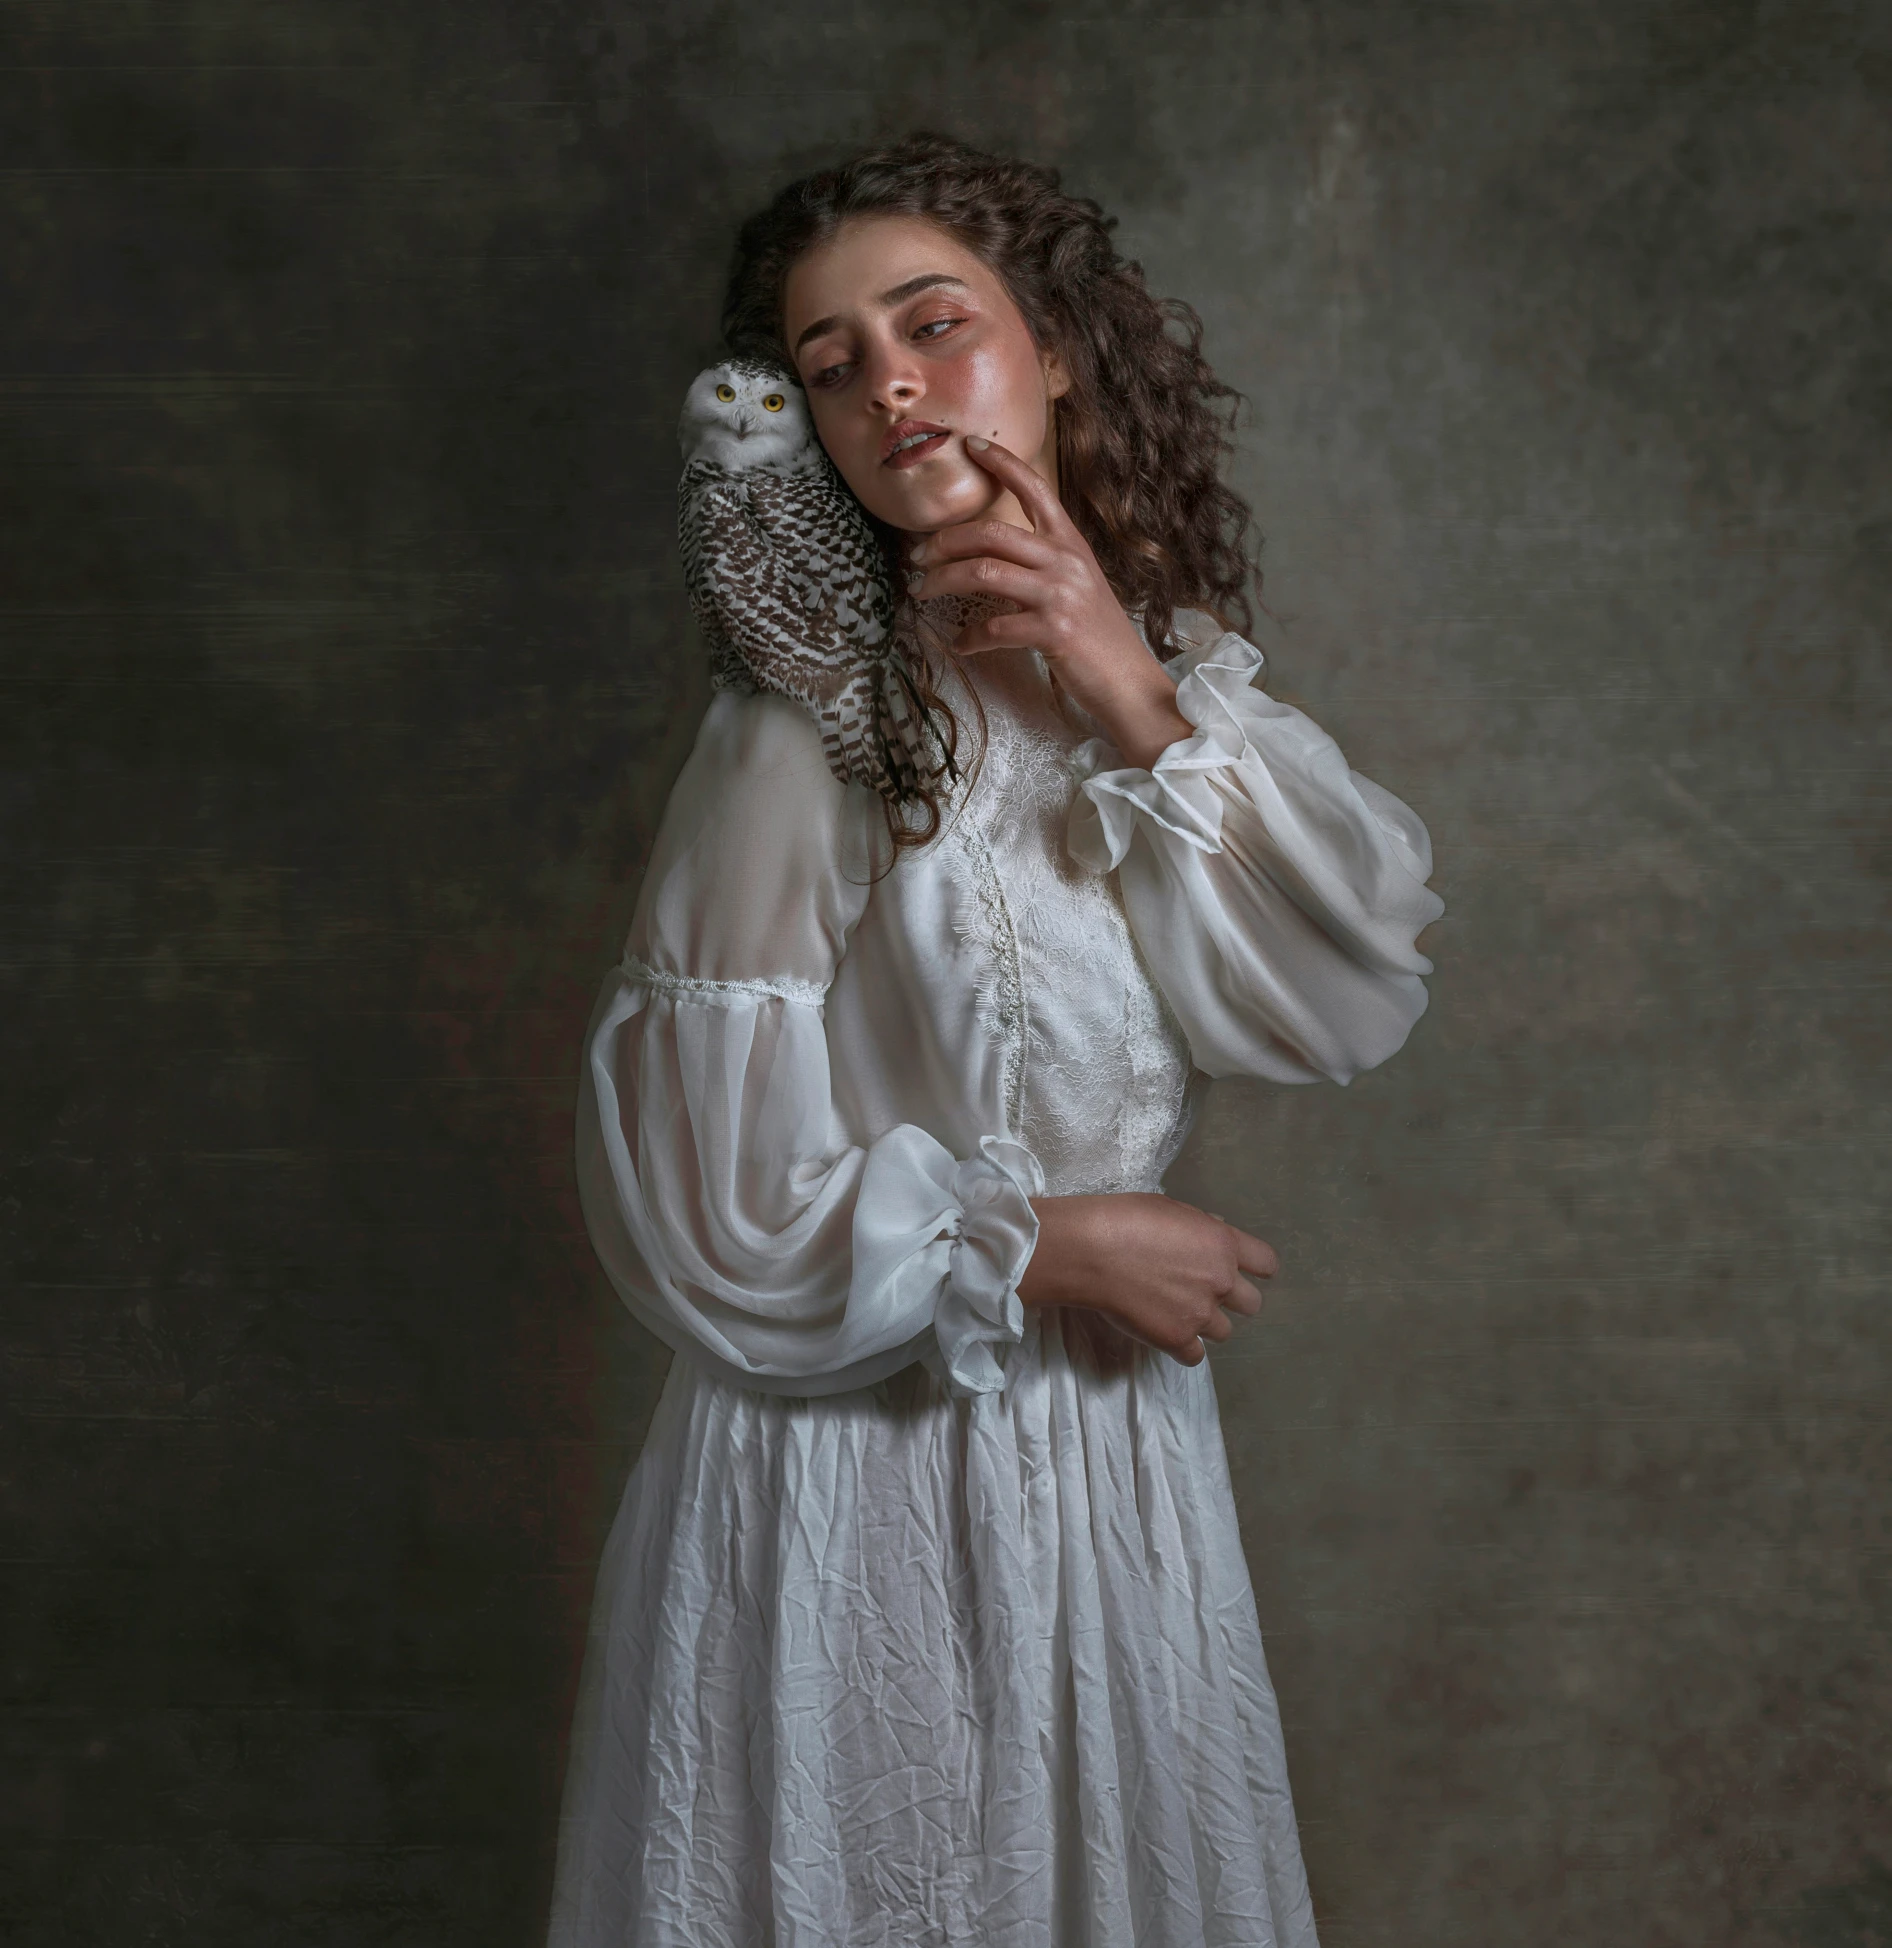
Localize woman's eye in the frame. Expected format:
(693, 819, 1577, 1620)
(715, 383, 735, 401)
(762, 394, 785, 411)
(809, 362, 850, 389)
(914, 316, 964, 341)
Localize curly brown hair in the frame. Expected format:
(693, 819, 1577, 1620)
(720, 130, 1262, 845)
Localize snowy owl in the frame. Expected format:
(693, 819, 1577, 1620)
(676, 357, 949, 807)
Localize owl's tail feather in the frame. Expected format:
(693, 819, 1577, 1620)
(810, 652, 951, 811)
(884, 653, 960, 789)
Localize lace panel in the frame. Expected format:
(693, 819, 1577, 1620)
(910, 598, 1198, 1197)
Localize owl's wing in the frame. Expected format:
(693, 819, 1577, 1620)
(688, 477, 866, 707)
(745, 467, 896, 647)
(683, 471, 947, 805)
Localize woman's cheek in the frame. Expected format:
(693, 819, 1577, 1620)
(941, 347, 1038, 449)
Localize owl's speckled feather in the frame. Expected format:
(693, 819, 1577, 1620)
(676, 359, 950, 807)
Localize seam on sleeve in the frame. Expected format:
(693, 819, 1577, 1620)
(619, 952, 830, 1009)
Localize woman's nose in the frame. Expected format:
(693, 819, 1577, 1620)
(862, 340, 922, 412)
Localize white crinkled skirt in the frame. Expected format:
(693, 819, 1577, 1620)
(545, 1305, 1319, 1948)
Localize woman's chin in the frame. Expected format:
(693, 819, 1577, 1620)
(870, 474, 1003, 537)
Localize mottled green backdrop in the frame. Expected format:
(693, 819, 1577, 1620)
(5, 2, 1887, 1942)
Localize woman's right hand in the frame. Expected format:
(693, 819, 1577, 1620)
(1015, 1192, 1281, 1365)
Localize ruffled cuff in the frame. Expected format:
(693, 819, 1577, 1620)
(929, 1135, 1044, 1398)
(1066, 631, 1266, 874)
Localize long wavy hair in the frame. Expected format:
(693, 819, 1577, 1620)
(720, 131, 1263, 848)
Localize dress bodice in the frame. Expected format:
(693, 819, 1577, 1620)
(923, 627, 1201, 1199)
(579, 589, 1440, 1399)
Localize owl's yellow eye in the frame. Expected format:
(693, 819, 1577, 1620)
(715, 383, 736, 402)
(762, 394, 785, 412)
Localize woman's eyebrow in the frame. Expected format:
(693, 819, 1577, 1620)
(792, 273, 971, 355)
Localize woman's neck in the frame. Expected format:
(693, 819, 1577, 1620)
(906, 590, 1097, 737)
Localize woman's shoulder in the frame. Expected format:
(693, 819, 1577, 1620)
(686, 684, 843, 794)
(645, 689, 882, 896)
(625, 687, 887, 979)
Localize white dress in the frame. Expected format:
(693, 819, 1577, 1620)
(546, 603, 1444, 1948)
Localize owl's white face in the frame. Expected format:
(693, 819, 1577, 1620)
(677, 362, 820, 473)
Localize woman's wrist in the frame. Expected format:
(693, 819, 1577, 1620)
(1017, 1194, 1078, 1309)
(1016, 1192, 1121, 1310)
(1053, 618, 1192, 769)
(1102, 669, 1193, 770)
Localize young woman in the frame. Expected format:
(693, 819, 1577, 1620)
(547, 133, 1443, 1948)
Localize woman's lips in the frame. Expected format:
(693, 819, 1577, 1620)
(882, 425, 952, 469)
(885, 432, 949, 470)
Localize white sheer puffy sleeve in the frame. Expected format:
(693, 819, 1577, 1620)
(1066, 621, 1445, 1085)
(577, 688, 1043, 1399)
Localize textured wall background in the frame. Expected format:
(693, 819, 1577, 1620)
(4, 2, 1887, 1942)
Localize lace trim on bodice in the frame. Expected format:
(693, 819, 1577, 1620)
(947, 823, 1029, 1132)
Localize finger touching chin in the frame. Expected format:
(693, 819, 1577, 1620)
(873, 467, 1006, 535)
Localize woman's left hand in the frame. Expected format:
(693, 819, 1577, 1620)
(904, 437, 1194, 770)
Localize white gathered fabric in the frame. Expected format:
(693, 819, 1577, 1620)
(549, 604, 1443, 1948)
(1068, 629, 1443, 1083)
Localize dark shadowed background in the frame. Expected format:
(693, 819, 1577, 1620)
(5, 2, 1888, 1942)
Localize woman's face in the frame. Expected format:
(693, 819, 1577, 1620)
(782, 213, 1069, 542)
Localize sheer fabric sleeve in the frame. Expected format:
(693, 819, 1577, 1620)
(577, 688, 1042, 1399)
(1066, 623, 1445, 1086)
